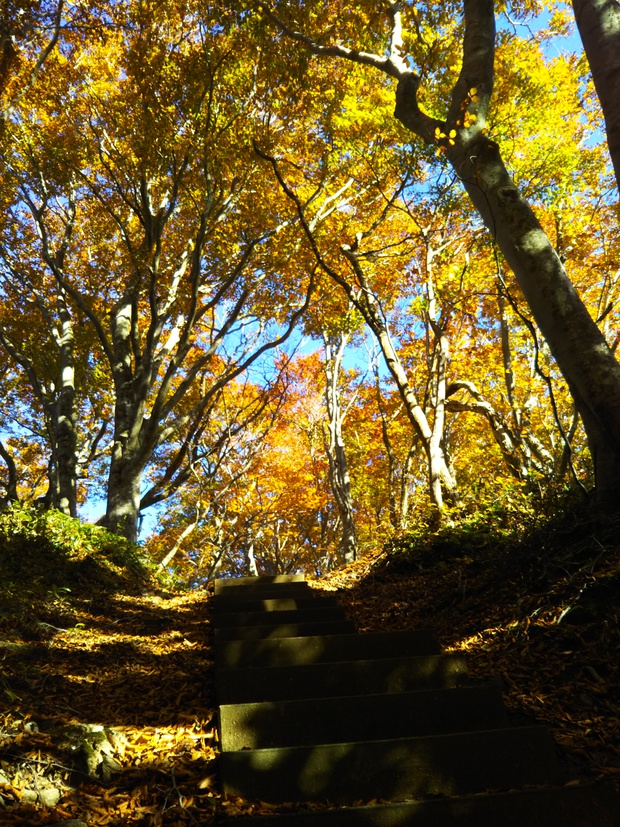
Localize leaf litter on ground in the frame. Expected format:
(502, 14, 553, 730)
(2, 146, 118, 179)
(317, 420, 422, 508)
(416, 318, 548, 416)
(0, 588, 219, 825)
(312, 514, 620, 796)
(1, 510, 618, 823)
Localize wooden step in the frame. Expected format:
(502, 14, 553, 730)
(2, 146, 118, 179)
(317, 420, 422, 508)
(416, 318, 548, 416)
(213, 596, 342, 616)
(213, 606, 349, 628)
(214, 575, 306, 594)
(223, 783, 620, 826)
(214, 619, 357, 642)
(216, 629, 440, 669)
(213, 583, 314, 601)
(221, 725, 561, 803)
(219, 683, 510, 750)
(216, 653, 471, 704)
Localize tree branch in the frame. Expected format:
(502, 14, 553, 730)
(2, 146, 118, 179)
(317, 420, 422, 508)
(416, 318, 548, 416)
(0, 440, 19, 502)
(258, 2, 407, 79)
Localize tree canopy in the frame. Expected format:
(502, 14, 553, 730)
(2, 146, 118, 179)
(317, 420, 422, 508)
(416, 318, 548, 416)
(0, 0, 618, 580)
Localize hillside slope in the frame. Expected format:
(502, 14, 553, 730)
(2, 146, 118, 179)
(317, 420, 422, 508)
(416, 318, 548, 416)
(1, 505, 618, 823)
(314, 512, 620, 798)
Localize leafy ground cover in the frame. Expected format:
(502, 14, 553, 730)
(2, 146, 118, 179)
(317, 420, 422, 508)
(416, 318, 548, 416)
(1, 586, 219, 825)
(1, 503, 618, 824)
(0, 506, 219, 825)
(315, 506, 620, 793)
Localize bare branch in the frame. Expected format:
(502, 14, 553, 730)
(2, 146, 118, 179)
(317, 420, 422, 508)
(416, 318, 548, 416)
(258, 2, 406, 79)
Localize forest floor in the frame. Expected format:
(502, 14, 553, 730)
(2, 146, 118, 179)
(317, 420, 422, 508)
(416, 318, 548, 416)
(1, 510, 619, 825)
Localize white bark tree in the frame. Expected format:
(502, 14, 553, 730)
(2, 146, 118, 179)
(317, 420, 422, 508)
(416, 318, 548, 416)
(572, 0, 620, 190)
(321, 330, 358, 563)
(262, 0, 620, 513)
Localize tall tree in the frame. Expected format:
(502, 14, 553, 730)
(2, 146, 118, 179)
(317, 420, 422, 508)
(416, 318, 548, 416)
(321, 330, 358, 563)
(572, 0, 620, 188)
(261, 0, 620, 513)
(2, 1, 315, 539)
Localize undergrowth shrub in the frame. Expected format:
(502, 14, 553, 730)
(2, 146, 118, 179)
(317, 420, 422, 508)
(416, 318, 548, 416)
(0, 503, 152, 598)
(384, 483, 590, 571)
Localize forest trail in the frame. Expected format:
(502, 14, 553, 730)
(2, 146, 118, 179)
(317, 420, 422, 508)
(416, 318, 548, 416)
(0, 587, 220, 825)
(2, 520, 620, 826)
(215, 575, 618, 825)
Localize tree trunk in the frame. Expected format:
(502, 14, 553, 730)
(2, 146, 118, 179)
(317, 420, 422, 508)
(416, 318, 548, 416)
(245, 536, 259, 576)
(104, 452, 143, 542)
(450, 138, 620, 509)
(375, 383, 399, 529)
(322, 332, 358, 564)
(0, 309, 78, 517)
(498, 292, 518, 424)
(100, 291, 149, 542)
(54, 390, 77, 516)
(159, 513, 202, 571)
(572, 0, 620, 190)
(392, 0, 620, 511)
(424, 253, 456, 510)
(206, 511, 230, 581)
(371, 320, 457, 510)
(399, 441, 417, 529)
(102, 364, 150, 543)
(54, 295, 78, 517)
(0, 441, 18, 503)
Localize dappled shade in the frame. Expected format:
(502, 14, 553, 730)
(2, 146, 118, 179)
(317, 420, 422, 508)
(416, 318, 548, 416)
(214, 574, 619, 823)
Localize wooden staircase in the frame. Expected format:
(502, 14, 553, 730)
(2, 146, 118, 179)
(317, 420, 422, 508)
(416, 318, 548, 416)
(214, 575, 619, 825)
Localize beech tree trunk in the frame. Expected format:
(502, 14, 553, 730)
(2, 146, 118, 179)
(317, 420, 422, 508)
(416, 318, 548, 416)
(245, 536, 259, 576)
(322, 332, 358, 564)
(53, 295, 78, 517)
(572, 0, 620, 190)
(374, 376, 400, 529)
(104, 452, 143, 542)
(0, 311, 78, 518)
(368, 318, 457, 510)
(392, 0, 620, 512)
(99, 292, 147, 542)
(437, 130, 620, 509)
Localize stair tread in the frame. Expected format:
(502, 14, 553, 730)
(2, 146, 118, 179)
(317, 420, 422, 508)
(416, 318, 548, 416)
(216, 652, 471, 704)
(219, 683, 510, 749)
(213, 596, 342, 615)
(213, 583, 315, 601)
(215, 575, 306, 594)
(214, 620, 357, 642)
(221, 725, 561, 803)
(214, 607, 349, 628)
(216, 629, 440, 669)
(224, 783, 620, 826)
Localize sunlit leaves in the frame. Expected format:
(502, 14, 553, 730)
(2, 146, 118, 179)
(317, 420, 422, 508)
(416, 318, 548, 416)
(0, 0, 616, 560)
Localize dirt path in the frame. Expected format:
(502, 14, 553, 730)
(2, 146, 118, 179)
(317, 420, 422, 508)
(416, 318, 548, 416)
(2, 517, 618, 824)
(1, 589, 220, 825)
